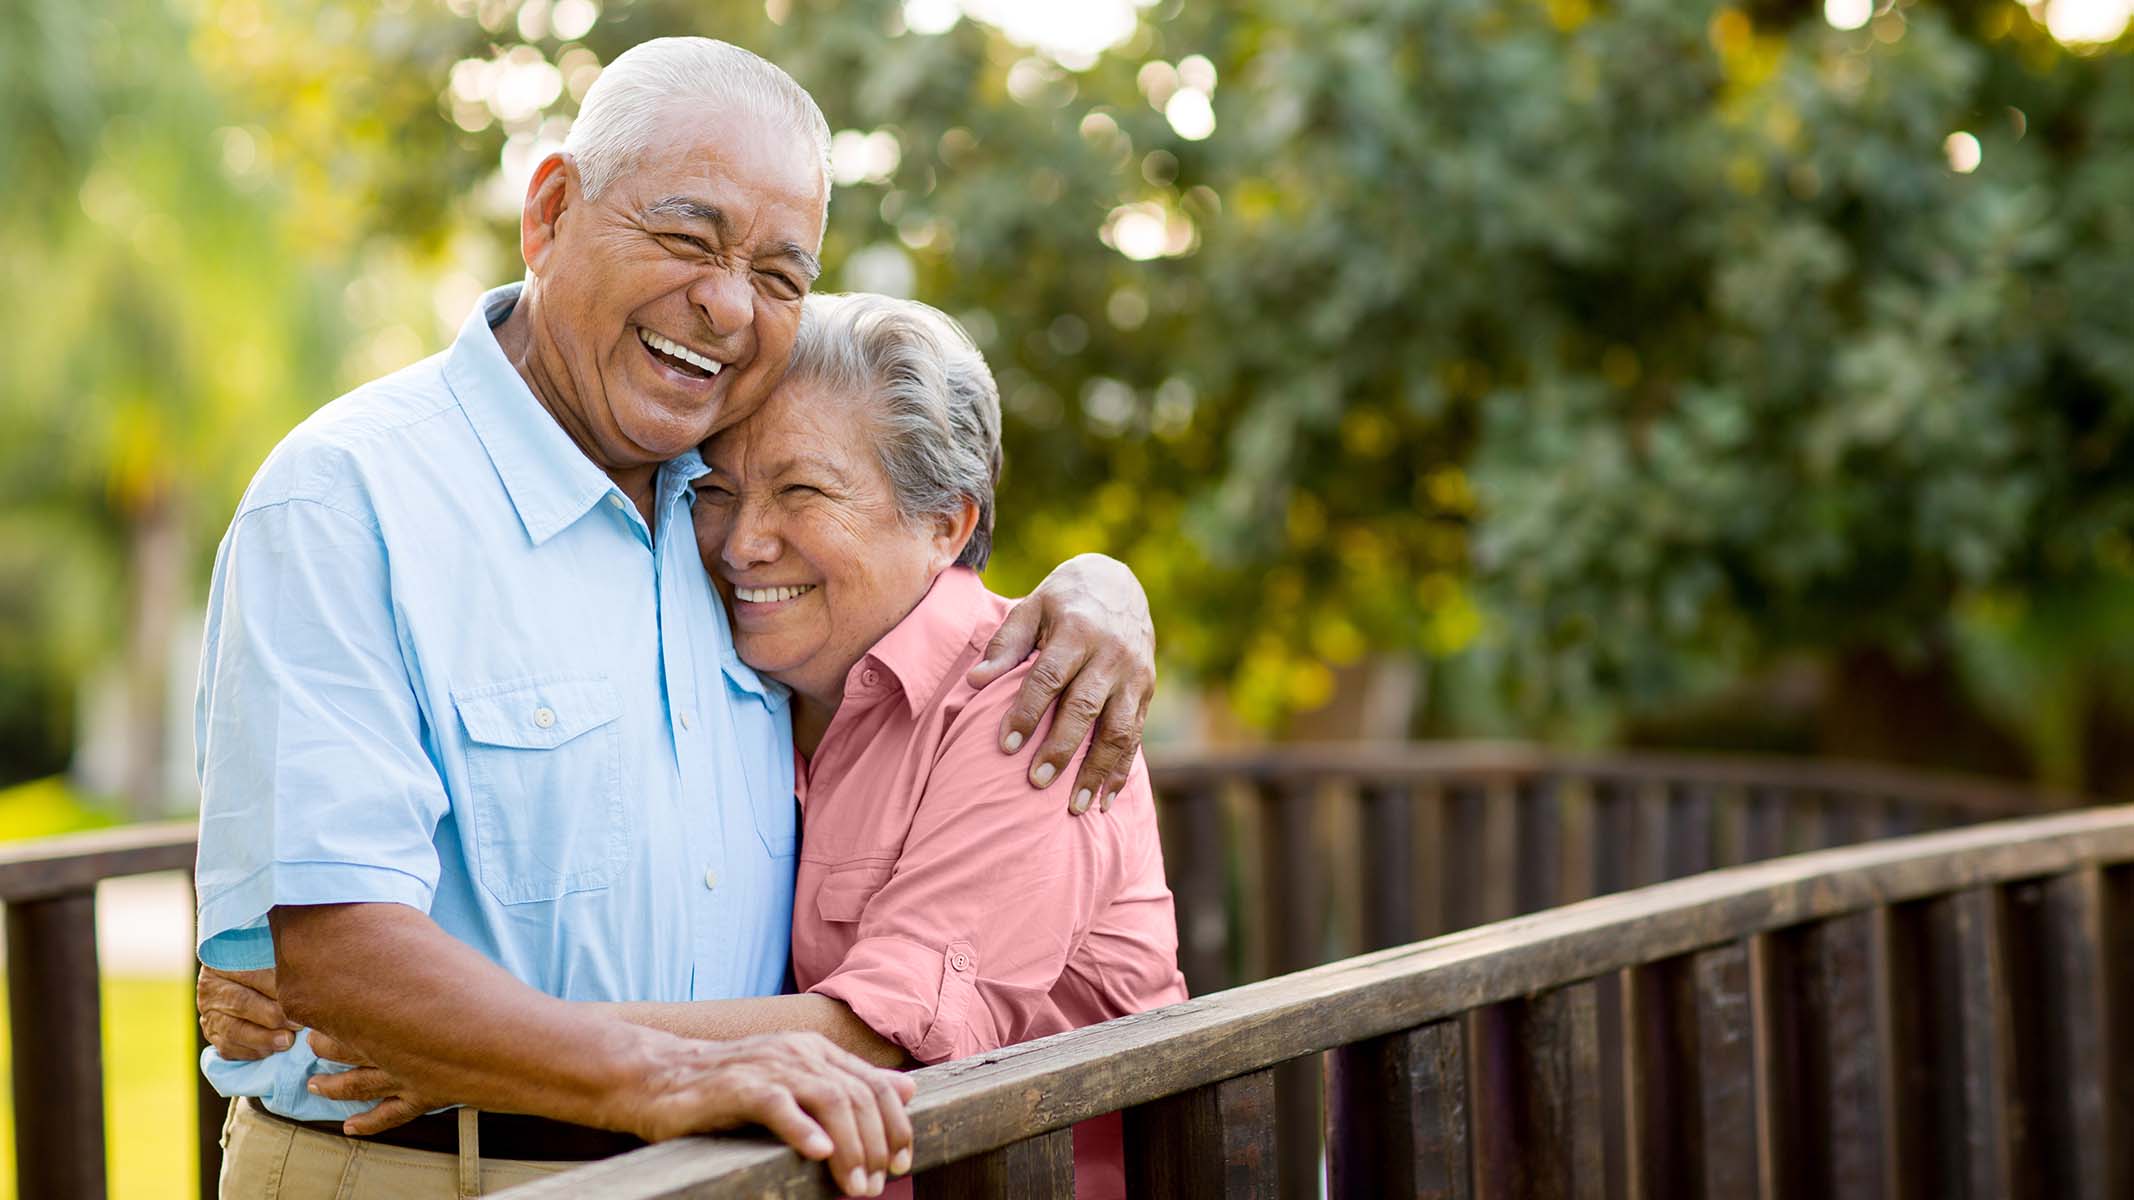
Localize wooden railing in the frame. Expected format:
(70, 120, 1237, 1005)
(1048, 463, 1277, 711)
(0, 745, 2073, 1199)
(508, 804, 2134, 1198)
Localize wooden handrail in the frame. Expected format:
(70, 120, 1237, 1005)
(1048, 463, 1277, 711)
(500, 805, 2134, 1198)
(0, 820, 196, 901)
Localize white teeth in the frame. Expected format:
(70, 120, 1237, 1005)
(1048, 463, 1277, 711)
(736, 584, 816, 603)
(639, 328, 722, 375)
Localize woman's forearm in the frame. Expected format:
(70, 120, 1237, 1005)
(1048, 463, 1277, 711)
(601, 995, 912, 1068)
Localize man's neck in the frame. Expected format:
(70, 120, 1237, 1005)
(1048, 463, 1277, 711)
(492, 290, 662, 522)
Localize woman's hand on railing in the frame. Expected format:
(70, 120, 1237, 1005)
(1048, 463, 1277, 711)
(197, 966, 299, 1060)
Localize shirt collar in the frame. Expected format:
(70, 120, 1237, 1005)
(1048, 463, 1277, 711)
(445, 282, 634, 546)
(855, 566, 990, 718)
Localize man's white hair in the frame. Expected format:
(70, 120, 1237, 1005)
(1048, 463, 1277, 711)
(563, 37, 831, 203)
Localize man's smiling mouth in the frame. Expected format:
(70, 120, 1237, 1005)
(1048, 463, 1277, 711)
(639, 327, 723, 378)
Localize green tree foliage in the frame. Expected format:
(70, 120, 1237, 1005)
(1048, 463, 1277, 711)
(2, 0, 2130, 787)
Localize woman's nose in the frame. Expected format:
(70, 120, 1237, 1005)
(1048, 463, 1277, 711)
(721, 502, 782, 570)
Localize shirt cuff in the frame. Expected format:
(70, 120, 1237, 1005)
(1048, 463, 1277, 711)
(196, 860, 436, 970)
(809, 936, 982, 1064)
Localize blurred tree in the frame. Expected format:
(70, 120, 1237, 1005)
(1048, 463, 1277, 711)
(0, 0, 347, 810)
(3, 0, 2131, 794)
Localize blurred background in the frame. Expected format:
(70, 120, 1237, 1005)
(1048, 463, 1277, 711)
(0, 0, 2130, 1193)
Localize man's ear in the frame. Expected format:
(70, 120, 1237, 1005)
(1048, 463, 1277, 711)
(520, 152, 578, 276)
(931, 498, 982, 573)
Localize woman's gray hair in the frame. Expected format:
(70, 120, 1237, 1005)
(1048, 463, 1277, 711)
(788, 293, 1004, 570)
(564, 37, 831, 206)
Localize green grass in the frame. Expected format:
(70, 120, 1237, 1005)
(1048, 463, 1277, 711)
(0, 973, 201, 1200)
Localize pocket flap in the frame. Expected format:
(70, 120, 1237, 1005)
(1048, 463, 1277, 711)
(816, 860, 895, 923)
(454, 676, 622, 750)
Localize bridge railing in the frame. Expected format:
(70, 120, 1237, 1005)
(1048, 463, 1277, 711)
(0, 744, 2074, 1199)
(507, 804, 2134, 1199)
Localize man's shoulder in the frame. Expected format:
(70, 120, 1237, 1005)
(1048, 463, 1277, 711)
(236, 351, 467, 522)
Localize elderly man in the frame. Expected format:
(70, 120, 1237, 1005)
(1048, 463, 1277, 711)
(194, 38, 1155, 1199)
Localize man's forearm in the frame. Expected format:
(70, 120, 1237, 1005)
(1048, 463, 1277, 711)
(600, 995, 910, 1069)
(270, 902, 678, 1131)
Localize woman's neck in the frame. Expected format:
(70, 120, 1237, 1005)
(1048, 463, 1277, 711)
(790, 689, 840, 759)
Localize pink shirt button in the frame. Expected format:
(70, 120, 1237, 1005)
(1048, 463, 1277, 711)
(951, 952, 971, 972)
(861, 667, 881, 688)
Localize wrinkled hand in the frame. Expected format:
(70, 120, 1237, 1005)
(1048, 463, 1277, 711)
(968, 553, 1156, 814)
(197, 966, 299, 1061)
(629, 1031, 917, 1197)
(301, 1032, 444, 1137)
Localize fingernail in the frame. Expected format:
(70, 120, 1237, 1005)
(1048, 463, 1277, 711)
(1002, 730, 1023, 752)
(871, 1173, 886, 1194)
(1100, 791, 1113, 813)
(273, 1032, 294, 1050)
(892, 1148, 912, 1175)
(1072, 788, 1092, 815)
(848, 1168, 870, 1195)
(306, 1079, 321, 1094)
(1033, 762, 1056, 787)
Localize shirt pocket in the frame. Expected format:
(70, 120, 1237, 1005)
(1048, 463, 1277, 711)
(453, 674, 626, 905)
(815, 860, 896, 924)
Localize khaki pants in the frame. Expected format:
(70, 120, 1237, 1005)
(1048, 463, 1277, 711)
(217, 1099, 573, 1199)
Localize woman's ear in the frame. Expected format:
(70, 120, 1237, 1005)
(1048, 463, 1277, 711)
(930, 497, 982, 572)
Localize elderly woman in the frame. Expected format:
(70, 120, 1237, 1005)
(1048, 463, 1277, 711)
(686, 291, 1187, 1195)
(205, 293, 1185, 1197)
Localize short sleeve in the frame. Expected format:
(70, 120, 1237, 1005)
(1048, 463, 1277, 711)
(806, 685, 1132, 1063)
(193, 497, 449, 969)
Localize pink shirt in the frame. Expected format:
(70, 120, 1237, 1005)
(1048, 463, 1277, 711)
(791, 567, 1187, 1196)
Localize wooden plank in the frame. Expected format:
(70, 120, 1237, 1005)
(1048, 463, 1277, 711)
(1742, 786, 1787, 863)
(1664, 782, 1716, 880)
(0, 821, 196, 901)
(2032, 869, 2120, 1199)
(1713, 785, 1751, 869)
(1623, 957, 1699, 1198)
(7, 891, 107, 1200)
(1692, 942, 1759, 1198)
(1362, 782, 1419, 951)
(1123, 1069, 1278, 1200)
(1629, 784, 1669, 888)
(1414, 782, 1450, 940)
(1170, 784, 1232, 996)
(1558, 777, 1598, 905)
(1803, 911, 1896, 1199)
(1594, 971, 1627, 1200)
(1143, 745, 2071, 820)
(1443, 783, 1485, 932)
(915, 1128, 1073, 1197)
(1591, 777, 1633, 897)
(1517, 776, 1565, 915)
(1471, 985, 1603, 1200)
(1748, 932, 1798, 1200)
(1326, 1021, 1470, 1199)
(499, 808, 2134, 1200)
(1256, 779, 1324, 1200)
(1480, 780, 1520, 924)
(1947, 887, 2036, 1200)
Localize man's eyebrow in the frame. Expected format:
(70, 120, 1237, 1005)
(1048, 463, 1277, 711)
(646, 196, 733, 237)
(646, 196, 821, 281)
(772, 243, 824, 282)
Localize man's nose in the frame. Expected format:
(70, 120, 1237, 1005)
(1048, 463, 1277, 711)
(688, 269, 754, 341)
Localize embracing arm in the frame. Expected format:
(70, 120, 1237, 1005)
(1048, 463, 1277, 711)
(272, 903, 913, 1194)
(969, 553, 1156, 812)
(597, 996, 911, 1069)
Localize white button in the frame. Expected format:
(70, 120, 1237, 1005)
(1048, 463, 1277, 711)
(703, 868, 719, 891)
(679, 712, 694, 731)
(607, 494, 626, 510)
(532, 707, 557, 729)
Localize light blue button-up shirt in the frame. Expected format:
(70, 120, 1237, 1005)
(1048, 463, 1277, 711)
(194, 283, 798, 1120)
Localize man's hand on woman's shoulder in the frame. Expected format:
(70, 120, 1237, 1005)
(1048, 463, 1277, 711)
(968, 553, 1156, 814)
